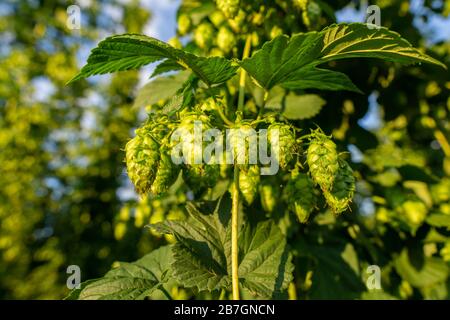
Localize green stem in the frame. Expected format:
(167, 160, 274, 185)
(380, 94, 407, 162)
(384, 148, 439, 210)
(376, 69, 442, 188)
(158, 285, 173, 300)
(231, 164, 240, 300)
(230, 35, 252, 301)
(215, 104, 234, 127)
(237, 36, 252, 114)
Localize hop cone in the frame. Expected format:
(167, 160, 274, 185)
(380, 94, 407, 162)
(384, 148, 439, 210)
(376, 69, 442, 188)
(239, 165, 260, 205)
(183, 162, 220, 193)
(177, 14, 191, 36)
(151, 151, 180, 195)
(268, 122, 297, 169)
(323, 159, 355, 214)
(284, 170, 317, 223)
(176, 112, 220, 192)
(306, 129, 339, 191)
(194, 23, 214, 49)
(217, 26, 236, 53)
(260, 181, 277, 212)
(228, 121, 256, 168)
(125, 125, 161, 195)
(216, 0, 240, 19)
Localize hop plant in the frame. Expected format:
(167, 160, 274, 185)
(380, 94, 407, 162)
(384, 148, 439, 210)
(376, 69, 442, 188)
(194, 22, 214, 49)
(217, 26, 237, 54)
(239, 165, 260, 204)
(306, 129, 339, 191)
(268, 122, 297, 170)
(125, 125, 161, 195)
(323, 159, 355, 214)
(216, 0, 240, 19)
(284, 169, 317, 223)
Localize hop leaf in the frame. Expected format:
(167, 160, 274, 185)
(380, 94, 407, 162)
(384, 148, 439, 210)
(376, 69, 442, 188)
(306, 129, 339, 191)
(268, 122, 298, 169)
(323, 159, 355, 214)
(216, 0, 240, 19)
(239, 165, 260, 205)
(125, 125, 161, 195)
(284, 170, 317, 223)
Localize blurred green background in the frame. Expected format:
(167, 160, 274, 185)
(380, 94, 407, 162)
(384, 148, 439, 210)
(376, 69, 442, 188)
(0, 0, 449, 299)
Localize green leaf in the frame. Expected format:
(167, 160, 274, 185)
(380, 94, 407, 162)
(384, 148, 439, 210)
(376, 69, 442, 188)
(296, 235, 366, 299)
(151, 59, 184, 78)
(394, 249, 448, 288)
(240, 32, 322, 90)
(265, 88, 326, 120)
(241, 23, 445, 91)
(149, 196, 294, 298)
(318, 23, 446, 68)
(397, 165, 439, 184)
(285, 94, 326, 120)
(68, 34, 238, 86)
(426, 213, 450, 229)
(281, 66, 362, 93)
(63, 279, 100, 300)
(133, 71, 190, 109)
(76, 245, 173, 300)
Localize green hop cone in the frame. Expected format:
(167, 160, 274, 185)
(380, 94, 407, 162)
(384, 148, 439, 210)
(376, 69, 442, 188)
(216, 0, 240, 19)
(260, 180, 277, 212)
(210, 10, 226, 27)
(306, 129, 339, 191)
(239, 165, 260, 205)
(177, 14, 191, 36)
(228, 121, 256, 168)
(323, 159, 355, 214)
(151, 150, 180, 195)
(174, 111, 220, 192)
(183, 163, 220, 193)
(125, 125, 161, 195)
(194, 23, 214, 49)
(268, 122, 297, 170)
(284, 170, 317, 223)
(217, 26, 236, 54)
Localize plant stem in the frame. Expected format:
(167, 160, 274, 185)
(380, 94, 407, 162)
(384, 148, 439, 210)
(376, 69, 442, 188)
(231, 164, 240, 300)
(230, 35, 252, 301)
(238, 36, 252, 114)
(158, 285, 173, 300)
(215, 104, 234, 127)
